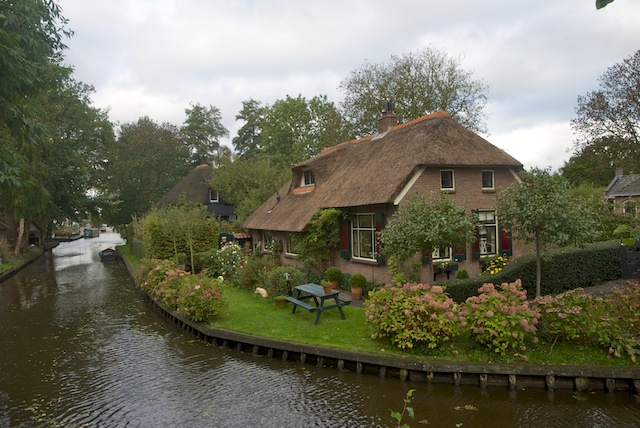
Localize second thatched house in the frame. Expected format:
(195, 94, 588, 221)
(244, 108, 524, 284)
(158, 164, 236, 221)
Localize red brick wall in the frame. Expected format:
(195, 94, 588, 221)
(251, 166, 525, 286)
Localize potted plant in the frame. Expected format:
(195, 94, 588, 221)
(324, 266, 342, 289)
(348, 273, 366, 300)
(321, 280, 333, 294)
(273, 295, 287, 307)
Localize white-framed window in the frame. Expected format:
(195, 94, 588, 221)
(262, 230, 274, 252)
(441, 170, 454, 190)
(285, 232, 298, 255)
(208, 188, 219, 202)
(481, 170, 494, 190)
(302, 170, 315, 187)
(432, 246, 452, 260)
(478, 210, 497, 256)
(351, 213, 376, 260)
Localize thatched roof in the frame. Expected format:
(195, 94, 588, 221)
(159, 164, 213, 206)
(244, 111, 523, 232)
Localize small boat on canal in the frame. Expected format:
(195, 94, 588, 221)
(99, 248, 120, 261)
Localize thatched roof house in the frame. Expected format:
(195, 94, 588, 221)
(244, 109, 523, 282)
(159, 164, 236, 220)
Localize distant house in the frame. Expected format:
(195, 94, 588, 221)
(604, 167, 640, 215)
(244, 108, 524, 284)
(158, 164, 236, 221)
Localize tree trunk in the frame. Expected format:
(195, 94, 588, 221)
(535, 234, 541, 298)
(14, 217, 24, 257)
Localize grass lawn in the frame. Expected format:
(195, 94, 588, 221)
(117, 246, 637, 368)
(210, 283, 634, 367)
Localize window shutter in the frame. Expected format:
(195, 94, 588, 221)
(339, 218, 351, 259)
(375, 212, 385, 265)
(453, 245, 467, 261)
(422, 249, 431, 265)
(499, 225, 513, 256)
(472, 227, 480, 260)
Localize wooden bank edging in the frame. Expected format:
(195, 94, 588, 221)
(120, 257, 640, 393)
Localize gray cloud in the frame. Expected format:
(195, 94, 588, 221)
(60, 0, 640, 170)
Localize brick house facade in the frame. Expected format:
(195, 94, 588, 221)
(604, 167, 640, 215)
(244, 109, 524, 284)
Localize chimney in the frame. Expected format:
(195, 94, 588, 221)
(615, 167, 624, 177)
(377, 101, 398, 134)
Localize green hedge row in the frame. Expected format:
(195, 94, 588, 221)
(443, 240, 622, 303)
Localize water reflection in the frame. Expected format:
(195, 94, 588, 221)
(0, 233, 639, 427)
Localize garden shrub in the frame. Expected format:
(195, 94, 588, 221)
(134, 258, 226, 323)
(464, 280, 540, 359)
(304, 270, 323, 286)
(444, 240, 622, 302)
(324, 266, 342, 281)
(216, 242, 246, 280)
(456, 269, 469, 280)
(366, 283, 463, 350)
(481, 254, 508, 275)
(175, 275, 227, 322)
(134, 258, 179, 293)
(236, 253, 280, 291)
(141, 207, 220, 261)
(130, 238, 145, 259)
(534, 288, 601, 343)
(150, 268, 190, 309)
(0, 237, 11, 260)
(267, 266, 307, 298)
(592, 283, 640, 362)
(532, 281, 640, 362)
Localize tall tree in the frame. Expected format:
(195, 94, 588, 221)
(0, 0, 73, 253)
(102, 117, 190, 226)
(380, 195, 478, 282)
(232, 99, 264, 158)
(181, 102, 228, 166)
(339, 47, 489, 137)
(209, 158, 288, 223)
(571, 50, 640, 153)
(260, 94, 347, 167)
(41, 72, 115, 222)
(560, 136, 639, 187)
(497, 168, 596, 298)
(0, 0, 72, 141)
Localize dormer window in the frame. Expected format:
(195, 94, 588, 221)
(302, 170, 315, 187)
(208, 188, 219, 203)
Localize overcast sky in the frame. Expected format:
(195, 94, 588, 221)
(58, 0, 640, 170)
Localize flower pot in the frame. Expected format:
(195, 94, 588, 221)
(322, 285, 332, 294)
(275, 299, 286, 307)
(330, 279, 339, 289)
(351, 287, 363, 300)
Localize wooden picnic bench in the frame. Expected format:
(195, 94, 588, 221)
(286, 283, 350, 325)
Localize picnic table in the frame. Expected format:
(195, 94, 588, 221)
(285, 283, 350, 325)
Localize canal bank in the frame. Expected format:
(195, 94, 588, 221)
(120, 256, 640, 394)
(0, 241, 58, 283)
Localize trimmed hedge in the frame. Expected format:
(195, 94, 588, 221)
(142, 212, 219, 260)
(443, 240, 622, 303)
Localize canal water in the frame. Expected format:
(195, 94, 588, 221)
(1, 233, 639, 427)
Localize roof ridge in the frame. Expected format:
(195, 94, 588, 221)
(319, 111, 450, 155)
